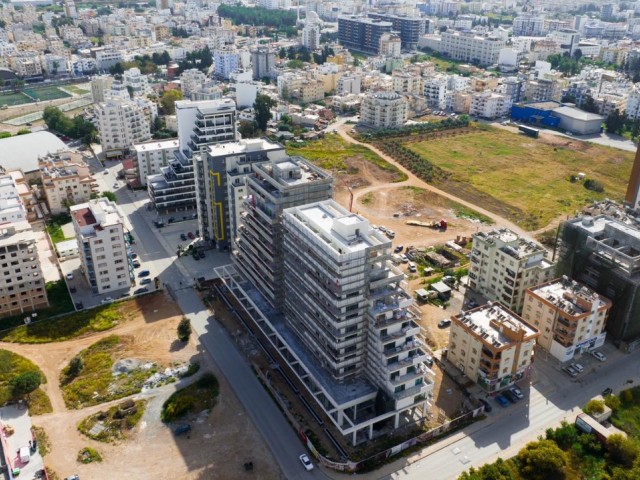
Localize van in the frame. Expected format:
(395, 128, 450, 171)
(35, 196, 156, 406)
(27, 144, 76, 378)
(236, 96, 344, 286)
(408, 262, 417, 273)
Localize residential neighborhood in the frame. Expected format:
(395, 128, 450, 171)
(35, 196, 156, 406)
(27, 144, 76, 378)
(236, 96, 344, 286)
(1, 0, 640, 479)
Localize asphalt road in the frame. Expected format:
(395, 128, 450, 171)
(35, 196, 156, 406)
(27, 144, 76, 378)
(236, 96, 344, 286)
(110, 184, 328, 479)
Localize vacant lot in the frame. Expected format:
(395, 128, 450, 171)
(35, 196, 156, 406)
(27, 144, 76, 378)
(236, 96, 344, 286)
(286, 134, 407, 183)
(406, 127, 634, 230)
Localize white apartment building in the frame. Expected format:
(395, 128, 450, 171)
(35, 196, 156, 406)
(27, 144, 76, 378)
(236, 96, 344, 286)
(447, 302, 540, 392)
(469, 228, 556, 314)
(132, 138, 179, 186)
(424, 75, 449, 110)
(522, 278, 611, 363)
(218, 199, 434, 445)
(39, 151, 94, 214)
(95, 98, 152, 157)
(302, 23, 321, 51)
(469, 91, 511, 119)
(71, 198, 132, 294)
(379, 32, 402, 57)
(250, 46, 276, 81)
(440, 31, 505, 66)
(392, 71, 423, 95)
(91, 75, 114, 103)
(0, 221, 48, 318)
(0, 174, 28, 225)
(513, 14, 545, 37)
(625, 84, 640, 119)
(337, 74, 361, 95)
(180, 68, 208, 100)
(360, 92, 407, 129)
(95, 49, 124, 71)
(213, 47, 240, 80)
(123, 67, 151, 97)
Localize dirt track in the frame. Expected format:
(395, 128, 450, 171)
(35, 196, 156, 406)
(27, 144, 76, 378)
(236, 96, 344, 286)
(1, 293, 280, 480)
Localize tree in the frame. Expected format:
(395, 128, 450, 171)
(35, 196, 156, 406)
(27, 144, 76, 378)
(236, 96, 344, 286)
(253, 94, 276, 131)
(584, 399, 605, 415)
(516, 439, 568, 480)
(177, 317, 192, 342)
(238, 120, 258, 139)
(160, 90, 183, 115)
(606, 434, 640, 467)
(581, 95, 599, 113)
(11, 371, 42, 397)
(605, 109, 625, 135)
(459, 458, 519, 480)
(126, 85, 134, 99)
(67, 356, 84, 379)
(101, 191, 116, 202)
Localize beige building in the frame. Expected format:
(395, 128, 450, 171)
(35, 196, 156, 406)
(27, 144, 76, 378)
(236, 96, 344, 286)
(0, 221, 48, 318)
(71, 198, 132, 294)
(392, 71, 423, 95)
(95, 98, 152, 157)
(469, 228, 555, 313)
(360, 92, 407, 129)
(469, 91, 511, 119)
(448, 302, 539, 392)
(39, 151, 95, 214)
(522, 278, 610, 362)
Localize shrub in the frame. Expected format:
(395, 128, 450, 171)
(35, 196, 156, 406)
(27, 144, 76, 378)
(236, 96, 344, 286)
(11, 371, 42, 397)
(179, 362, 200, 379)
(606, 434, 640, 467)
(605, 394, 621, 411)
(161, 394, 196, 423)
(584, 179, 604, 193)
(177, 317, 192, 342)
(584, 399, 605, 415)
(77, 447, 102, 464)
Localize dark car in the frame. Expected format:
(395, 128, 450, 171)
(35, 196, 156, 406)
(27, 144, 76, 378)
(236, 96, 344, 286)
(180, 233, 187, 241)
(198, 250, 205, 259)
(394, 245, 404, 253)
(174, 424, 191, 436)
(140, 278, 152, 285)
(495, 395, 509, 407)
(438, 319, 452, 329)
(478, 398, 492, 412)
(602, 387, 613, 397)
(138, 270, 150, 277)
(134, 288, 149, 295)
(133, 261, 141, 268)
(502, 390, 519, 403)
(75, 302, 84, 310)
(130, 253, 138, 259)
(188, 232, 195, 239)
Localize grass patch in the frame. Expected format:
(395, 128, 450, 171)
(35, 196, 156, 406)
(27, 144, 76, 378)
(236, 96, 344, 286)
(46, 213, 73, 244)
(77, 446, 102, 464)
(405, 127, 633, 230)
(0, 296, 139, 343)
(360, 192, 375, 205)
(0, 91, 32, 106)
(78, 399, 147, 442)
(32, 426, 51, 456)
(611, 386, 640, 438)
(286, 135, 407, 182)
(27, 388, 53, 415)
(161, 373, 219, 423)
(60, 335, 156, 409)
(0, 349, 47, 405)
(448, 202, 494, 225)
(24, 86, 71, 102)
(63, 85, 89, 95)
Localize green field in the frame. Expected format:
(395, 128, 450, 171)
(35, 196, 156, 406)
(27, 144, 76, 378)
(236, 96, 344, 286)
(286, 135, 407, 182)
(0, 91, 31, 106)
(405, 127, 634, 230)
(24, 86, 71, 101)
(63, 85, 90, 95)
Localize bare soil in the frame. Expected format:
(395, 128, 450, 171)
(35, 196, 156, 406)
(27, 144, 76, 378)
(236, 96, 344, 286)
(0, 293, 280, 480)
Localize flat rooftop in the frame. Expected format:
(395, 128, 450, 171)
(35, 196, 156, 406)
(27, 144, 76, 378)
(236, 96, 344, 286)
(133, 138, 179, 152)
(460, 303, 538, 347)
(208, 138, 282, 157)
(0, 221, 35, 247)
(529, 278, 610, 316)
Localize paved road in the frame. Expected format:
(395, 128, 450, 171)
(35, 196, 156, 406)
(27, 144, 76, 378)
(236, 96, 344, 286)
(110, 185, 328, 479)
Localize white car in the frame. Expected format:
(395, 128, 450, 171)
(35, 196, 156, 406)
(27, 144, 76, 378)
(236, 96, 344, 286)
(299, 453, 314, 471)
(66, 273, 74, 280)
(101, 297, 113, 305)
(386, 230, 396, 239)
(571, 362, 584, 373)
(591, 351, 607, 362)
(400, 254, 408, 263)
(509, 386, 524, 399)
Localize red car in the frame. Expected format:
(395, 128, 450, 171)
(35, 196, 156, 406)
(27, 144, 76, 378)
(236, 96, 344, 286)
(188, 232, 195, 239)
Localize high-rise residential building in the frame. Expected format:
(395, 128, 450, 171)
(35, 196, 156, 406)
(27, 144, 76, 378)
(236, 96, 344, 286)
(338, 16, 393, 55)
(524, 78, 563, 103)
(64, 0, 77, 18)
(213, 46, 241, 80)
(625, 143, 640, 209)
(0, 221, 48, 318)
(71, 198, 133, 294)
(513, 14, 545, 37)
(557, 216, 640, 349)
(468, 228, 555, 314)
(250, 46, 276, 81)
(123, 68, 151, 98)
(194, 138, 287, 251)
(368, 13, 425, 50)
(147, 98, 236, 212)
(359, 92, 407, 129)
(439, 31, 505, 66)
(379, 32, 402, 57)
(132, 138, 179, 187)
(522, 277, 611, 362)
(95, 98, 152, 158)
(219, 199, 433, 445)
(447, 302, 539, 392)
(302, 23, 321, 51)
(179, 69, 207, 100)
(232, 156, 333, 307)
(39, 151, 95, 214)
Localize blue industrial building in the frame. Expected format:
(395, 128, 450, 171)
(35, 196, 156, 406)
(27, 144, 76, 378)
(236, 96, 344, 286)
(511, 101, 562, 128)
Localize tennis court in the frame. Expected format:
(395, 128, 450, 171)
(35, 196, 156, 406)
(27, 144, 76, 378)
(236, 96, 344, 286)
(0, 91, 31, 107)
(23, 86, 71, 101)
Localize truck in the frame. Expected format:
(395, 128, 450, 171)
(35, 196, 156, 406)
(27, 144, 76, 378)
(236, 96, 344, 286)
(518, 125, 539, 138)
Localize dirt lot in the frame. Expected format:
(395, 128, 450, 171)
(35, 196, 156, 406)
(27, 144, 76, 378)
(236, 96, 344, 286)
(0, 293, 280, 480)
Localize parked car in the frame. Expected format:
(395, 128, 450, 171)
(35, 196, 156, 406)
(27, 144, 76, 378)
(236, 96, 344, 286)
(400, 254, 408, 263)
(134, 288, 148, 295)
(299, 454, 314, 471)
(408, 262, 417, 273)
(563, 365, 578, 377)
(394, 245, 404, 253)
(478, 398, 492, 412)
(378, 225, 387, 233)
(140, 278, 152, 285)
(66, 273, 74, 280)
(75, 302, 84, 310)
(130, 253, 138, 259)
(174, 424, 191, 436)
(602, 387, 613, 397)
(65, 475, 80, 480)
(198, 251, 205, 259)
(386, 230, 396, 239)
(101, 297, 113, 304)
(138, 270, 150, 277)
(510, 386, 524, 400)
(133, 261, 141, 268)
(571, 363, 585, 374)
(180, 233, 187, 241)
(502, 390, 518, 403)
(495, 395, 509, 407)
(591, 351, 607, 362)
(438, 319, 451, 329)
(188, 232, 195, 239)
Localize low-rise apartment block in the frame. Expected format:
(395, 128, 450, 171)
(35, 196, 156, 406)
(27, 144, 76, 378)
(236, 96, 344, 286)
(360, 92, 407, 129)
(448, 302, 539, 392)
(522, 277, 610, 362)
(71, 198, 132, 294)
(0, 221, 48, 318)
(39, 151, 95, 215)
(469, 91, 511, 119)
(469, 228, 555, 313)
